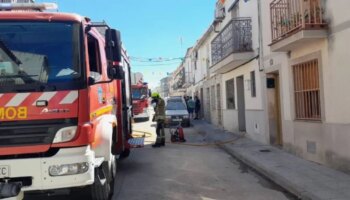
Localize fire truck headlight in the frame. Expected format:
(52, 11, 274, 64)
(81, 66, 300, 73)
(49, 162, 89, 176)
(53, 126, 77, 144)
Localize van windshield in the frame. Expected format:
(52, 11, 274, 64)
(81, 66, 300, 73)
(0, 22, 82, 92)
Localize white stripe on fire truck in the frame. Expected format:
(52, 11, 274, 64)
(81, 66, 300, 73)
(5, 93, 30, 107)
(59, 91, 78, 104)
(32, 92, 57, 106)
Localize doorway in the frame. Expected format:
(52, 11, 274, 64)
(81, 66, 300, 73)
(267, 73, 283, 146)
(200, 88, 204, 119)
(217, 84, 222, 126)
(236, 76, 246, 132)
(205, 87, 210, 121)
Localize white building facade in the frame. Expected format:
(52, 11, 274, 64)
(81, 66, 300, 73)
(206, 0, 267, 143)
(173, 0, 350, 173)
(261, 0, 350, 172)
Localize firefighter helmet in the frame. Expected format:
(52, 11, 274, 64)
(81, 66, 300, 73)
(151, 92, 160, 98)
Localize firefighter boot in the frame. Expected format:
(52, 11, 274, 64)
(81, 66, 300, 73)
(153, 132, 162, 148)
(160, 127, 165, 146)
(152, 143, 161, 148)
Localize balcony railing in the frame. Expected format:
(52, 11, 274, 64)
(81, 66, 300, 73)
(270, 0, 327, 43)
(211, 18, 252, 66)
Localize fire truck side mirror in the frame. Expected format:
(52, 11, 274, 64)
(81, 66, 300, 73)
(108, 66, 124, 80)
(105, 29, 122, 63)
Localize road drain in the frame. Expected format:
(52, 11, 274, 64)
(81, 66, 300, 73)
(259, 149, 271, 153)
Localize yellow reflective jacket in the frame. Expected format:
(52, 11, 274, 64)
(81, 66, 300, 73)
(155, 98, 165, 121)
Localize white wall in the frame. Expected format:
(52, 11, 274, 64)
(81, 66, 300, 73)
(194, 32, 212, 85)
(131, 72, 143, 85)
(260, 0, 291, 121)
(323, 1, 350, 124)
(184, 48, 194, 86)
(221, 60, 262, 111)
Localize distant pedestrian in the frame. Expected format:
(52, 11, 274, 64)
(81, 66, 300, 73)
(194, 96, 201, 120)
(187, 97, 195, 119)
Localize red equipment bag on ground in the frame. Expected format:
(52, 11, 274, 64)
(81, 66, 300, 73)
(170, 123, 186, 143)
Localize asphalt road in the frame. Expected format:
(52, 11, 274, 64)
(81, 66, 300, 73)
(25, 116, 296, 200)
(112, 118, 296, 200)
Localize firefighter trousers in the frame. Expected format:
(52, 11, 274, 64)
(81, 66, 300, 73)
(156, 120, 165, 145)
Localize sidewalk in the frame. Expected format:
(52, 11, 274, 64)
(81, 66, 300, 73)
(191, 120, 350, 200)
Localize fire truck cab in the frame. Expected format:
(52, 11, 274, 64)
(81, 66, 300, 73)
(0, 2, 132, 199)
(131, 83, 150, 120)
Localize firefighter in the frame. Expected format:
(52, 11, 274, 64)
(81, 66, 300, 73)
(151, 92, 166, 147)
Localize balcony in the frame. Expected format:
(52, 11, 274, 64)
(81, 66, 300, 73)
(270, 0, 327, 52)
(210, 18, 254, 74)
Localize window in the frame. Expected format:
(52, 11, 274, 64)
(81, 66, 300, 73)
(293, 59, 321, 120)
(250, 71, 256, 97)
(211, 85, 216, 111)
(87, 34, 102, 75)
(226, 79, 235, 109)
(0, 22, 83, 92)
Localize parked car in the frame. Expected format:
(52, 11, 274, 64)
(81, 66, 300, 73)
(165, 97, 190, 127)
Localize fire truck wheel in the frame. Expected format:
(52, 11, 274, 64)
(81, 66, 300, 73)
(111, 156, 117, 180)
(90, 162, 113, 200)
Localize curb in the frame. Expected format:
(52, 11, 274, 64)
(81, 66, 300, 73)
(218, 144, 319, 200)
(192, 120, 345, 200)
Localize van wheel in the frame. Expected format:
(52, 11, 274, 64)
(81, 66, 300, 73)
(91, 162, 113, 200)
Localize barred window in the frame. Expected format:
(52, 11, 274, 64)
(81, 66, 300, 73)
(226, 79, 235, 109)
(293, 59, 321, 120)
(250, 71, 256, 97)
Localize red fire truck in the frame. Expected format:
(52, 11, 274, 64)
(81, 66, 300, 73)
(0, 2, 136, 199)
(131, 82, 150, 121)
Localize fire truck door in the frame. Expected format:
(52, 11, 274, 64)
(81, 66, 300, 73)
(121, 63, 132, 138)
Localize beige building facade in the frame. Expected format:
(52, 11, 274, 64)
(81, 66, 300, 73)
(262, 0, 350, 172)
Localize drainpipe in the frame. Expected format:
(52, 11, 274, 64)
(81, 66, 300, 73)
(257, 0, 264, 71)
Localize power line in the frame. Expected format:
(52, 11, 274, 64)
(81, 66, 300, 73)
(129, 56, 187, 63)
(132, 61, 182, 67)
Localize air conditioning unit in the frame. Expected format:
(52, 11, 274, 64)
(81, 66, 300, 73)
(214, 2, 225, 22)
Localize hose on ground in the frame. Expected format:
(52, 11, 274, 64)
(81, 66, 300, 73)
(131, 130, 153, 138)
(131, 130, 246, 147)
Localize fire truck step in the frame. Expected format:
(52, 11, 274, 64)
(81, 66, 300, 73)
(128, 138, 145, 148)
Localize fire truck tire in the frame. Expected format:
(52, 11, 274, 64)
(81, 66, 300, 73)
(90, 162, 113, 200)
(111, 156, 117, 181)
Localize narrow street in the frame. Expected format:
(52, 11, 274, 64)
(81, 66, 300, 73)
(25, 114, 296, 200)
(112, 117, 296, 200)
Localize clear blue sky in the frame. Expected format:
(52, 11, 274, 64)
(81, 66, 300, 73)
(38, 0, 216, 88)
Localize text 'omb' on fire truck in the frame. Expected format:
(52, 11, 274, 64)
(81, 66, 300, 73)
(0, 2, 138, 200)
